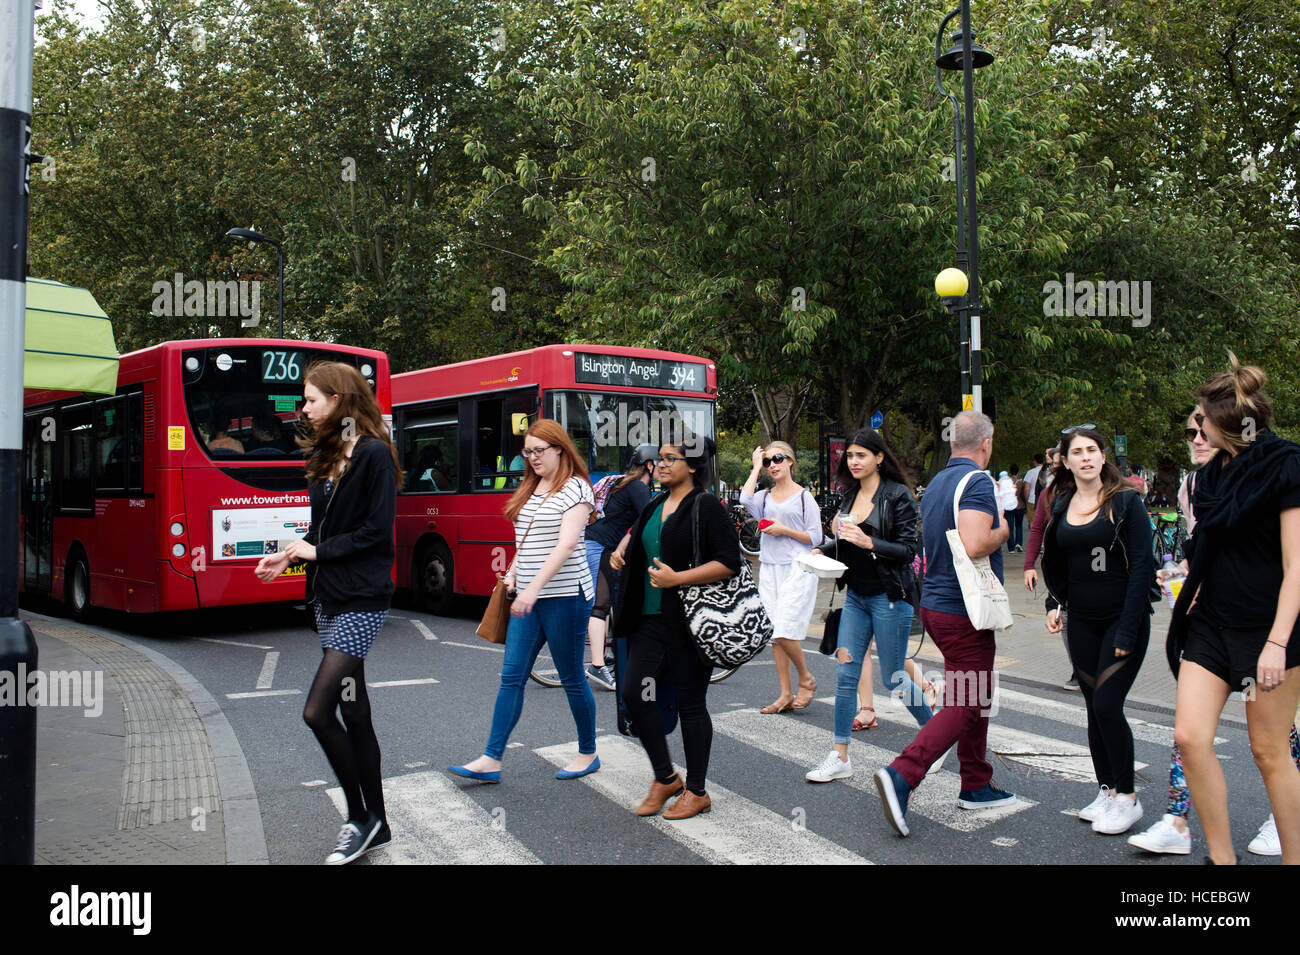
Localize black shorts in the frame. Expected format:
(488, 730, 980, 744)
(1182, 611, 1300, 691)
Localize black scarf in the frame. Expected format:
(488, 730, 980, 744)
(1166, 429, 1300, 675)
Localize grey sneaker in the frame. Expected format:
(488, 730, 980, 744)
(586, 664, 617, 691)
(325, 814, 381, 865)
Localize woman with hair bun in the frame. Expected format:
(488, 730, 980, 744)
(740, 440, 821, 713)
(448, 420, 601, 784)
(255, 361, 402, 864)
(1169, 353, 1300, 864)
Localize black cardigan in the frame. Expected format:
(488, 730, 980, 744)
(612, 489, 742, 639)
(303, 435, 398, 614)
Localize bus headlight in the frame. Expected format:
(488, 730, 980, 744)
(170, 522, 184, 537)
(172, 543, 187, 558)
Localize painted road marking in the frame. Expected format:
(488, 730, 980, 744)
(226, 689, 301, 699)
(711, 708, 1036, 833)
(410, 620, 438, 641)
(442, 640, 505, 654)
(990, 686, 1226, 747)
(198, 637, 274, 650)
(535, 735, 871, 865)
(368, 678, 440, 688)
(327, 771, 541, 865)
(256, 651, 280, 690)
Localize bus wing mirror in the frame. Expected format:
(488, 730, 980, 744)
(511, 413, 530, 436)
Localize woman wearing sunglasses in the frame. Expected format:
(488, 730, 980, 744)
(1130, 410, 1298, 857)
(740, 442, 822, 713)
(1041, 425, 1154, 836)
(805, 427, 927, 783)
(1168, 355, 1300, 864)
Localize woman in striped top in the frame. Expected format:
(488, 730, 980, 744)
(449, 420, 601, 783)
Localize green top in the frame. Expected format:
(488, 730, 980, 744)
(641, 499, 667, 615)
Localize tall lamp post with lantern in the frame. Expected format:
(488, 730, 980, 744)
(933, 2, 994, 413)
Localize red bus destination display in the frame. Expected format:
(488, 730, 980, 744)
(574, 352, 708, 393)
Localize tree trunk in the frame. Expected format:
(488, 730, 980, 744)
(753, 383, 811, 447)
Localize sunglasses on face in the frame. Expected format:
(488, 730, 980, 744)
(1185, 427, 1207, 442)
(762, 454, 791, 468)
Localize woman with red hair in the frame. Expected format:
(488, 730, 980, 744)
(449, 420, 600, 782)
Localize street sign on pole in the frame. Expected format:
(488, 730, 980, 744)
(869, 410, 883, 429)
(1115, 434, 1127, 457)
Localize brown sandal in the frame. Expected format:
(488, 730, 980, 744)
(792, 675, 817, 710)
(852, 706, 879, 731)
(761, 696, 794, 714)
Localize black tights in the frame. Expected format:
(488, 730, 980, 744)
(302, 649, 385, 825)
(1066, 611, 1150, 794)
(621, 615, 713, 794)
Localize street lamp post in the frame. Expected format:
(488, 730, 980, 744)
(934, 3, 993, 414)
(224, 228, 284, 338)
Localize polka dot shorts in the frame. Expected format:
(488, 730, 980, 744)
(313, 604, 387, 659)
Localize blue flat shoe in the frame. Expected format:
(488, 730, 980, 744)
(554, 756, 600, 780)
(448, 764, 501, 783)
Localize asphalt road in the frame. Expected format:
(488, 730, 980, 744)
(60, 589, 1286, 867)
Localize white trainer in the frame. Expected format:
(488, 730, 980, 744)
(806, 750, 852, 783)
(1077, 785, 1112, 822)
(1247, 814, 1281, 857)
(1093, 793, 1143, 834)
(1127, 814, 1192, 854)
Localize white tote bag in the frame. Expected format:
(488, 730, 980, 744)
(946, 470, 1013, 631)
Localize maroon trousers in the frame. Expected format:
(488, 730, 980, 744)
(889, 607, 996, 791)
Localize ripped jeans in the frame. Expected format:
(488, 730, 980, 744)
(833, 589, 930, 744)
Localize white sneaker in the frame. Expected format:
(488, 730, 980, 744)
(806, 750, 852, 783)
(1077, 785, 1112, 822)
(1247, 814, 1281, 856)
(1093, 794, 1143, 834)
(1128, 814, 1192, 854)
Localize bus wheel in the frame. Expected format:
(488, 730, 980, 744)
(415, 541, 456, 616)
(66, 551, 92, 620)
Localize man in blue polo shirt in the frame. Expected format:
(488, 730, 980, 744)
(875, 411, 1015, 837)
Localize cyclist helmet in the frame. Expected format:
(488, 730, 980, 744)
(630, 444, 659, 467)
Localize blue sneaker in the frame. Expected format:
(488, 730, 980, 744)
(957, 782, 1015, 810)
(874, 766, 911, 837)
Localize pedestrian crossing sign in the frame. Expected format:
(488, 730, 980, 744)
(962, 394, 974, 411)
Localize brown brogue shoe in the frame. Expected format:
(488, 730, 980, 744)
(636, 775, 685, 816)
(663, 789, 711, 820)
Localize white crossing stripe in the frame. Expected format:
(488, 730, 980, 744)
(256, 651, 279, 690)
(226, 689, 301, 699)
(326, 771, 541, 865)
(197, 637, 274, 650)
(410, 620, 438, 641)
(989, 687, 1226, 747)
(368, 678, 439, 688)
(535, 735, 871, 865)
(711, 708, 1035, 833)
(831, 694, 1149, 784)
(442, 640, 504, 654)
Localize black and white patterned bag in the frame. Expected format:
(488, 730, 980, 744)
(678, 495, 774, 669)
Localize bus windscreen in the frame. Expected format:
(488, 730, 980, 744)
(547, 390, 714, 479)
(181, 346, 378, 461)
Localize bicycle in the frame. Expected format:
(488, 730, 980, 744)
(730, 502, 762, 558)
(1149, 510, 1186, 562)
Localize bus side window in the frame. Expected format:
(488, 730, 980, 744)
(95, 396, 127, 492)
(59, 402, 94, 511)
(404, 407, 458, 492)
(127, 390, 144, 492)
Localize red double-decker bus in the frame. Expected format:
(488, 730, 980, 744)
(20, 339, 390, 616)
(392, 345, 716, 613)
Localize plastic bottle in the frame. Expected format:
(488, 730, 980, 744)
(1160, 554, 1184, 609)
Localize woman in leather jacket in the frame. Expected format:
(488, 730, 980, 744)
(805, 428, 930, 784)
(1041, 426, 1153, 836)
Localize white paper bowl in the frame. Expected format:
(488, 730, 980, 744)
(796, 553, 848, 579)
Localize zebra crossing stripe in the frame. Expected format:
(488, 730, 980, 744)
(989, 687, 1226, 747)
(815, 694, 1149, 784)
(534, 735, 871, 865)
(710, 708, 1036, 833)
(326, 771, 541, 865)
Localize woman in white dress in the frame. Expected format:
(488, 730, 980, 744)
(741, 442, 822, 713)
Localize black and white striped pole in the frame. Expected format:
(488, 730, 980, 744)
(0, 0, 39, 865)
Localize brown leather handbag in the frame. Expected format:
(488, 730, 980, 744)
(476, 576, 513, 644)
(475, 512, 537, 643)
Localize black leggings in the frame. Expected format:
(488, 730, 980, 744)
(620, 615, 713, 794)
(1066, 611, 1150, 794)
(302, 649, 385, 825)
(590, 548, 620, 623)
